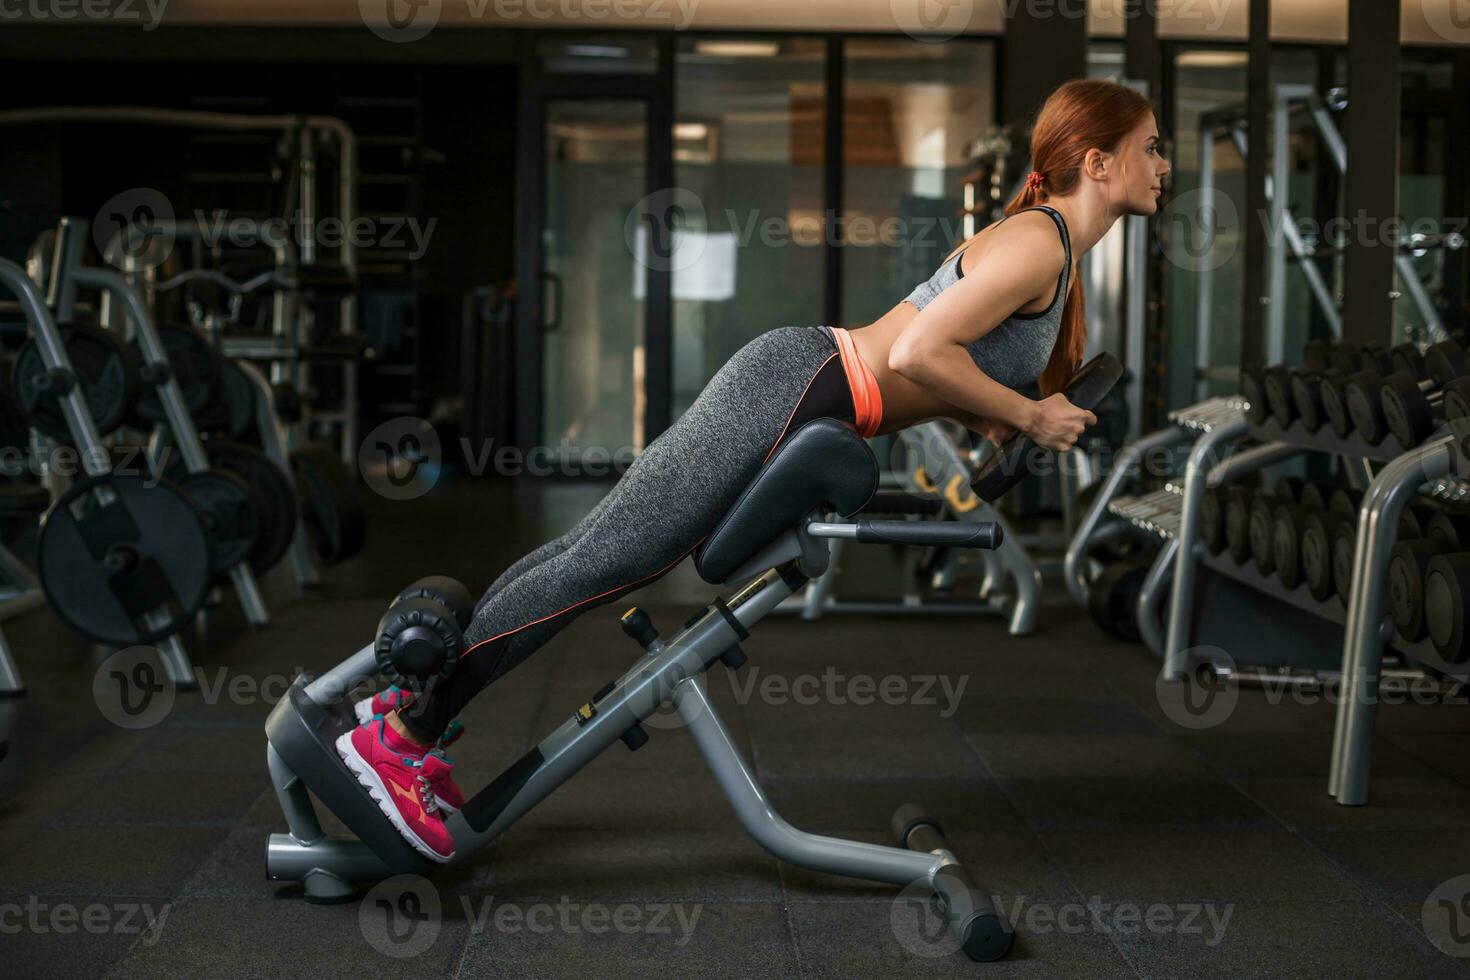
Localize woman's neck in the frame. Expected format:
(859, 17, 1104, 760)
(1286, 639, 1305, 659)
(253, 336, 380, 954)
(1035, 189, 1124, 260)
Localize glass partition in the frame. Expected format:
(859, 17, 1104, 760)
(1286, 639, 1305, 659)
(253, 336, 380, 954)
(839, 38, 995, 327)
(671, 37, 826, 420)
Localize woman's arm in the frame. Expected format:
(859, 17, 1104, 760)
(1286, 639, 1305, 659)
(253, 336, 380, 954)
(887, 213, 1093, 450)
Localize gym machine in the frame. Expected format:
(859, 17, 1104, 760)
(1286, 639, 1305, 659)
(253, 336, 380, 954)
(778, 422, 1041, 635)
(262, 356, 1122, 964)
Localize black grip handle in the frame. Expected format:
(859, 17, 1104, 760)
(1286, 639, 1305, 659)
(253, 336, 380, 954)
(854, 520, 1002, 550)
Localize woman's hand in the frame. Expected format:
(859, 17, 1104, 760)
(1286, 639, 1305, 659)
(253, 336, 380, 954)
(1023, 393, 1097, 452)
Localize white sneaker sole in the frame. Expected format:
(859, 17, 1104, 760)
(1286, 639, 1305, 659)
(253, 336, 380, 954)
(333, 730, 455, 864)
(353, 699, 374, 726)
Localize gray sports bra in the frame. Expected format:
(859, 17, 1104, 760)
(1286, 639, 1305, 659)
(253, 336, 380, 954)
(902, 205, 1072, 389)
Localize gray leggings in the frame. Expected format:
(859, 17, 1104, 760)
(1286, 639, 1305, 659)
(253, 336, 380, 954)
(401, 325, 853, 740)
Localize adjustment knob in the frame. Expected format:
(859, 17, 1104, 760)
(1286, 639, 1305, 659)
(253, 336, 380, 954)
(620, 606, 659, 648)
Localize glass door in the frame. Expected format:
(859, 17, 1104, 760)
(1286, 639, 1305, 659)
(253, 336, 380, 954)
(517, 36, 673, 473)
(542, 99, 649, 459)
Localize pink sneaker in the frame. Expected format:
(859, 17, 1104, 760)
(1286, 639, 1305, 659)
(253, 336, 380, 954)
(427, 721, 467, 813)
(353, 685, 412, 726)
(334, 716, 456, 863)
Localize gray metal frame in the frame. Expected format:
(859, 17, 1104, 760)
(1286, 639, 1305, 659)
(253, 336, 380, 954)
(265, 515, 1014, 961)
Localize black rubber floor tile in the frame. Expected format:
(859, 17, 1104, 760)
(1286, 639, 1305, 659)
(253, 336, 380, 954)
(999, 777, 1282, 834)
(967, 733, 1211, 780)
(1234, 777, 1470, 832)
(1305, 830, 1470, 903)
(1110, 899, 1468, 980)
(114, 723, 265, 774)
(1387, 731, 1470, 783)
(762, 775, 1027, 836)
(51, 770, 266, 828)
(950, 695, 1164, 737)
(0, 826, 223, 896)
(0, 893, 158, 980)
(788, 897, 1141, 979)
(745, 699, 984, 780)
(1041, 829, 1366, 903)
(463, 825, 782, 902)
(455, 899, 798, 979)
(104, 895, 471, 980)
(1130, 685, 1343, 734)
(1178, 729, 1438, 779)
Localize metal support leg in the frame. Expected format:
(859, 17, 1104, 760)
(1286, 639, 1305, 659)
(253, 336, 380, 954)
(1330, 437, 1454, 805)
(1137, 538, 1178, 656)
(1065, 427, 1189, 606)
(1162, 418, 1249, 679)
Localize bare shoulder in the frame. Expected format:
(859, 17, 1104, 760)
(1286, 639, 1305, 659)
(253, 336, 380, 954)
(959, 210, 1067, 287)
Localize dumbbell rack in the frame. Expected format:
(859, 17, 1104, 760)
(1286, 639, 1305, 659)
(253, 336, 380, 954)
(1156, 394, 1470, 805)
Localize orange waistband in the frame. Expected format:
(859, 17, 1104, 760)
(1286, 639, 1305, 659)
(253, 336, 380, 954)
(827, 326, 883, 438)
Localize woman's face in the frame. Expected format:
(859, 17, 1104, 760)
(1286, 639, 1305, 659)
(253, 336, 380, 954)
(1113, 113, 1171, 216)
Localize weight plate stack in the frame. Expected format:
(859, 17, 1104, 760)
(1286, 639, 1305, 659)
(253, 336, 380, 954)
(176, 468, 265, 575)
(291, 444, 368, 565)
(37, 473, 212, 646)
(13, 322, 140, 440)
(133, 323, 223, 423)
(182, 441, 298, 575)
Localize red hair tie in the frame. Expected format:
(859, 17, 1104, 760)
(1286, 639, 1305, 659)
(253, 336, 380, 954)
(1025, 170, 1045, 192)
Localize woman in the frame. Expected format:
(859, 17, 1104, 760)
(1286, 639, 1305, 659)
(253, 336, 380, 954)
(338, 78, 1170, 862)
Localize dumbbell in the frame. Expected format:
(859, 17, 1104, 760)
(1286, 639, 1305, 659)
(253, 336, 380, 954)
(1275, 344, 1362, 429)
(1425, 553, 1470, 663)
(1319, 346, 1395, 438)
(1301, 488, 1363, 601)
(1271, 481, 1335, 589)
(1327, 494, 1431, 603)
(1224, 486, 1254, 564)
(1248, 475, 1312, 576)
(1367, 340, 1470, 447)
(1338, 343, 1441, 444)
(1201, 486, 1226, 555)
(1389, 509, 1470, 641)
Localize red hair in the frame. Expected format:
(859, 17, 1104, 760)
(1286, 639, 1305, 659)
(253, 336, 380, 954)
(952, 79, 1153, 395)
